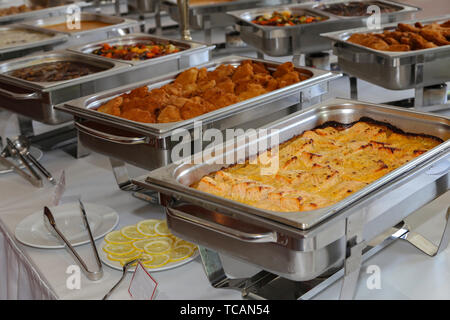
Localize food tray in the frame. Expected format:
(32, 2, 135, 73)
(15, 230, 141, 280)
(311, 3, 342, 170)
(163, 0, 291, 29)
(133, 98, 450, 281)
(68, 33, 213, 68)
(57, 55, 340, 170)
(0, 2, 90, 25)
(321, 15, 450, 89)
(0, 23, 68, 61)
(21, 12, 140, 48)
(0, 50, 130, 124)
(229, 0, 419, 56)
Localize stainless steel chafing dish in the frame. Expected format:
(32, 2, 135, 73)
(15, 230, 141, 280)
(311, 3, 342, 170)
(322, 15, 450, 90)
(0, 23, 68, 61)
(56, 56, 341, 172)
(21, 12, 140, 48)
(0, 2, 90, 25)
(68, 33, 214, 71)
(229, 0, 420, 56)
(0, 50, 130, 124)
(133, 98, 450, 284)
(163, 0, 290, 30)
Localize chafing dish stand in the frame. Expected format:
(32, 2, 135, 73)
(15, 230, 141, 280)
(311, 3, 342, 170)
(165, 193, 450, 300)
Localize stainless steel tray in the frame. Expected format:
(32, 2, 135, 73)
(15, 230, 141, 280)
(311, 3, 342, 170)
(0, 2, 90, 25)
(20, 12, 140, 48)
(163, 0, 290, 29)
(230, 0, 419, 56)
(322, 15, 450, 89)
(133, 98, 450, 281)
(68, 33, 213, 67)
(57, 55, 340, 170)
(0, 23, 68, 61)
(0, 50, 130, 124)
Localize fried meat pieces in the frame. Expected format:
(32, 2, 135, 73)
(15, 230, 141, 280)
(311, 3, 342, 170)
(97, 60, 308, 123)
(347, 20, 450, 51)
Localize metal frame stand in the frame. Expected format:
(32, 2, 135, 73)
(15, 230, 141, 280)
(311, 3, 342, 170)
(197, 205, 450, 300)
(17, 116, 84, 158)
(109, 157, 159, 203)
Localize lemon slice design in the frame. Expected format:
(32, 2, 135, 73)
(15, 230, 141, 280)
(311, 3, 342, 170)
(105, 230, 133, 244)
(143, 254, 170, 268)
(144, 239, 171, 254)
(174, 238, 197, 248)
(168, 245, 194, 262)
(155, 220, 171, 236)
(103, 243, 135, 256)
(136, 219, 160, 237)
(121, 225, 148, 240)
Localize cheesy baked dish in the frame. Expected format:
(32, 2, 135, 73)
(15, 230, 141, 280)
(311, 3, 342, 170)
(193, 119, 442, 212)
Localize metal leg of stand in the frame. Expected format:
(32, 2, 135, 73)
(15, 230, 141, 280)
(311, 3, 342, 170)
(198, 246, 249, 290)
(155, 1, 162, 36)
(256, 51, 264, 60)
(414, 86, 424, 110)
(339, 210, 366, 300)
(109, 157, 159, 203)
(204, 15, 212, 44)
(109, 157, 139, 192)
(349, 76, 358, 100)
(17, 116, 34, 138)
(400, 207, 450, 257)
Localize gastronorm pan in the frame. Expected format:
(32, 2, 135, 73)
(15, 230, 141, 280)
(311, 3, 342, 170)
(21, 12, 140, 48)
(68, 33, 214, 70)
(322, 15, 450, 90)
(0, 50, 130, 124)
(163, 0, 291, 30)
(133, 98, 450, 281)
(229, 0, 419, 56)
(0, 23, 68, 61)
(57, 55, 341, 171)
(0, 2, 90, 25)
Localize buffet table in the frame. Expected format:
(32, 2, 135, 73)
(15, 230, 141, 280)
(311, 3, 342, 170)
(1, 75, 449, 300)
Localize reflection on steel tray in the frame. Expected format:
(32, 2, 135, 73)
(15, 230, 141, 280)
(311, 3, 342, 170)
(229, 0, 420, 56)
(322, 15, 450, 89)
(133, 98, 449, 281)
(56, 55, 340, 171)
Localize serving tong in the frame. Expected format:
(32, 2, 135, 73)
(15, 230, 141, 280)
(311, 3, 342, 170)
(0, 136, 55, 187)
(43, 200, 103, 281)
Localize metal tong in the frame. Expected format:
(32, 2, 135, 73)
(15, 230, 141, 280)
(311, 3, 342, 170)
(1, 136, 55, 187)
(0, 138, 43, 187)
(43, 200, 103, 281)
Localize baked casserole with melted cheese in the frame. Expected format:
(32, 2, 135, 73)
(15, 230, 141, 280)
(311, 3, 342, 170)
(192, 118, 442, 212)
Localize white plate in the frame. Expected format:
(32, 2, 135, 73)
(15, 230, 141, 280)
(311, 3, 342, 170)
(15, 202, 119, 249)
(0, 146, 43, 174)
(99, 239, 199, 272)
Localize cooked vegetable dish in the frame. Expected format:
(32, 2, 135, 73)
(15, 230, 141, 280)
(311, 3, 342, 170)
(92, 42, 182, 61)
(252, 10, 327, 26)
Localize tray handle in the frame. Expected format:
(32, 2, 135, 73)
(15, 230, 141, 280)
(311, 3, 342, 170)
(0, 87, 40, 100)
(167, 205, 278, 243)
(75, 121, 147, 145)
